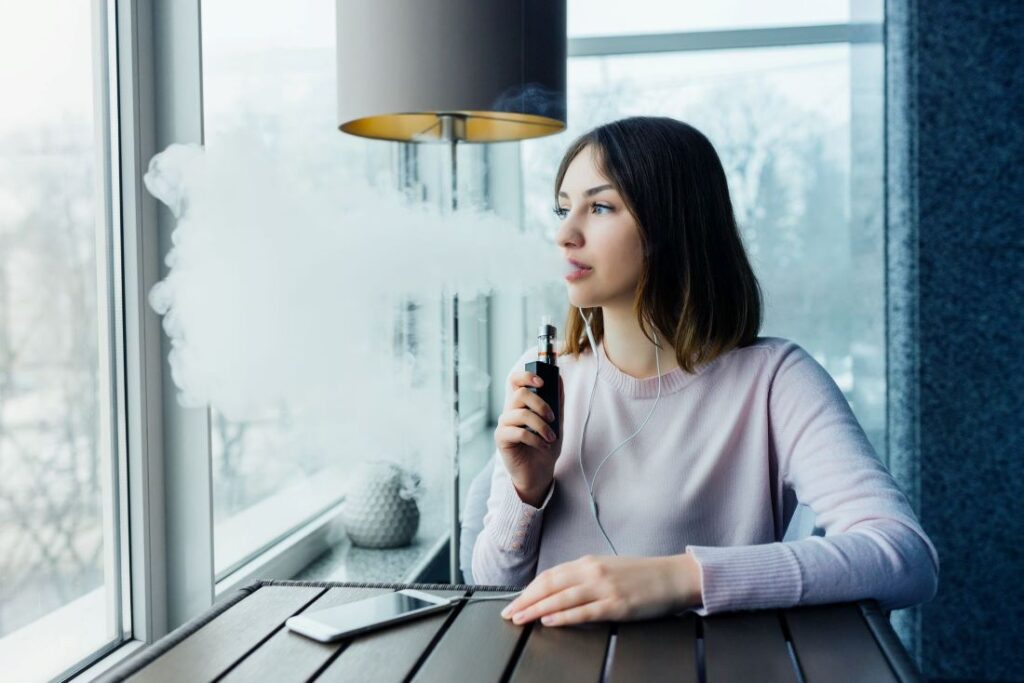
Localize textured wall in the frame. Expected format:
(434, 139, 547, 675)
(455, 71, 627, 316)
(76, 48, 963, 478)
(886, 2, 1023, 681)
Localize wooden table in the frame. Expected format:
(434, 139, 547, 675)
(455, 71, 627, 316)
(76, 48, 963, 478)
(100, 580, 920, 682)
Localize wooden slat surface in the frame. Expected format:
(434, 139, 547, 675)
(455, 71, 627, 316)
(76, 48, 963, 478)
(313, 589, 467, 682)
(784, 603, 899, 683)
(412, 594, 527, 682)
(126, 586, 324, 682)
(220, 586, 391, 682)
(702, 610, 798, 682)
(508, 621, 613, 682)
(111, 582, 917, 683)
(609, 613, 699, 682)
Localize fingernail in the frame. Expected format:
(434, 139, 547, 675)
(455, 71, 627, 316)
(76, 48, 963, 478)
(533, 377, 543, 386)
(545, 429, 555, 442)
(512, 612, 525, 623)
(547, 410, 555, 421)
(500, 606, 511, 618)
(541, 616, 554, 625)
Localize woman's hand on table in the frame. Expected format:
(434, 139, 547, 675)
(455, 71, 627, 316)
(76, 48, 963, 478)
(499, 553, 703, 627)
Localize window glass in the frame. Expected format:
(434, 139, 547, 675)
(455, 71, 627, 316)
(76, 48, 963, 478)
(201, 0, 361, 576)
(522, 42, 886, 458)
(568, 0, 882, 37)
(0, 1, 124, 679)
(200, 0, 488, 577)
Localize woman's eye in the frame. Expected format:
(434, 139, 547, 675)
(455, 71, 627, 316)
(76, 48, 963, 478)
(553, 203, 611, 219)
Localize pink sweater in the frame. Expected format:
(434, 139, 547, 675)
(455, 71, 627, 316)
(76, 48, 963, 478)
(471, 337, 939, 616)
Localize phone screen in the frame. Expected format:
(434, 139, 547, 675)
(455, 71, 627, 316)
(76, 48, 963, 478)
(292, 593, 446, 639)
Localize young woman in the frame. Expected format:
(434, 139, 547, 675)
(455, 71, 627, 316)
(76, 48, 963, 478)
(471, 116, 939, 628)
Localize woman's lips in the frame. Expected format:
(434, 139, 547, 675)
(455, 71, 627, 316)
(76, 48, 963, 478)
(565, 262, 593, 282)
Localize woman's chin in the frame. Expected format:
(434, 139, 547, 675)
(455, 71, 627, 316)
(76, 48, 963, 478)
(566, 289, 599, 309)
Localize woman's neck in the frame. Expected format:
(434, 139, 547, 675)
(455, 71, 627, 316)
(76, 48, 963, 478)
(599, 304, 678, 379)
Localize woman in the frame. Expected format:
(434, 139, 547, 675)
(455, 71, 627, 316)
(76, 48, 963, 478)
(471, 116, 939, 628)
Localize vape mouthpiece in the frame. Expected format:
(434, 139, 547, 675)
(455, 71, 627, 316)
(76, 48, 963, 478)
(537, 318, 557, 365)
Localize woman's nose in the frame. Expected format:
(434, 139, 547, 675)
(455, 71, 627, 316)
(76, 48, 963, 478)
(554, 211, 583, 248)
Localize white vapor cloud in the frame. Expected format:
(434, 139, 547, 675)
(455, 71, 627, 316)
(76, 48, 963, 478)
(143, 133, 563, 487)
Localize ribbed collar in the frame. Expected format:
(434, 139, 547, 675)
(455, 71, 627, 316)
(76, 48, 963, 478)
(592, 339, 721, 399)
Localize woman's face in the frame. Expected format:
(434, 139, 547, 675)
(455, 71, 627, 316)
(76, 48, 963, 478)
(555, 145, 644, 310)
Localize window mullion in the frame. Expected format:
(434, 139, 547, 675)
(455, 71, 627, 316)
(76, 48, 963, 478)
(118, 0, 213, 642)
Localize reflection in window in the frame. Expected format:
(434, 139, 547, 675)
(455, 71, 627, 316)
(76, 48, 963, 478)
(200, 0, 492, 576)
(201, 0, 365, 576)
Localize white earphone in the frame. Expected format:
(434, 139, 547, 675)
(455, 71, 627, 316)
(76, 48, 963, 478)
(576, 306, 663, 555)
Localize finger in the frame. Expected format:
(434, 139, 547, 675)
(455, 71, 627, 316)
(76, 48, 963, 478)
(501, 409, 557, 443)
(501, 565, 577, 616)
(509, 370, 544, 390)
(494, 425, 550, 452)
(509, 387, 556, 422)
(509, 585, 593, 625)
(539, 598, 617, 627)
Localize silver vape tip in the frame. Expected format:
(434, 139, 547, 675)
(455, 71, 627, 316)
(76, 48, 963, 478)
(537, 318, 557, 364)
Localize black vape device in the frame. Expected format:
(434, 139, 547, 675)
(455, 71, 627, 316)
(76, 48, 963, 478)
(525, 318, 560, 439)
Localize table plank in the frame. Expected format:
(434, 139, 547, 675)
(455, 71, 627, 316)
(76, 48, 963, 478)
(859, 602, 922, 683)
(313, 589, 467, 682)
(220, 586, 391, 682)
(509, 621, 613, 682)
(411, 593, 527, 682)
(126, 586, 324, 682)
(783, 603, 899, 683)
(609, 614, 699, 682)
(702, 610, 798, 682)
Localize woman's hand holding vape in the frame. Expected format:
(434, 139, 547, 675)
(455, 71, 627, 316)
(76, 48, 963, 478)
(495, 371, 565, 507)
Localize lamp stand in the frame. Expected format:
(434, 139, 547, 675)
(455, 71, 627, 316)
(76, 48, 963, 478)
(439, 114, 465, 584)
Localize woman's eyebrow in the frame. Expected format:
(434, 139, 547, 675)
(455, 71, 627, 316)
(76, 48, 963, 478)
(558, 184, 614, 199)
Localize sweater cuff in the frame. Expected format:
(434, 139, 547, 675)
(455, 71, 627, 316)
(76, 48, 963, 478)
(485, 477, 553, 554)
(685, 542, 803, 616)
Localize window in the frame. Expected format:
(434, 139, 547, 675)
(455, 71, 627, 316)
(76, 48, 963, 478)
(199, 0, 494, 580)
(0, 1, 127, 679)
(568, 0, 882, 37)
(518, 10, 886, 533)
(200, 0, 367, 578)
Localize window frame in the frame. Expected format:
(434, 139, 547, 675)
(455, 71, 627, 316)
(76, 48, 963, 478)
(8, 0, 134, 680)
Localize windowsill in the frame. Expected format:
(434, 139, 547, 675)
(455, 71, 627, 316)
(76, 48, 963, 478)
(0, 586, 121, 682)
(293, 487, 449, 584)
(215, 465, 350, 579)
(293, 427, 496, 584)
(67, 640, 146, 683)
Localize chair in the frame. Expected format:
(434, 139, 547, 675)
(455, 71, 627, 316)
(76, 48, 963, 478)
(458, 457, 495, 584)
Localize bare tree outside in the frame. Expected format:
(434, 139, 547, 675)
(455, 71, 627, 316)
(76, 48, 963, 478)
(0, 121, 103, 636)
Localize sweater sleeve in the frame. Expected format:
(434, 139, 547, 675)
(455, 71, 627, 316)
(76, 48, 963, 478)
(470, 348, 556, 587)
(685, 342, 939, 616)
(470, 452, 555, 587)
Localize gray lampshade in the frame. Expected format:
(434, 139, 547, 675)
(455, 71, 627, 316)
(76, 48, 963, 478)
(336, 0, 567, 143)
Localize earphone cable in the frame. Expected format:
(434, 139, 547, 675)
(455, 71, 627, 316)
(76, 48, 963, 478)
(577, 308, 663, 556)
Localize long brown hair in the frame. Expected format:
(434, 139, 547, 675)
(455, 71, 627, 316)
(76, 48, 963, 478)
(556, 116, 762, 373)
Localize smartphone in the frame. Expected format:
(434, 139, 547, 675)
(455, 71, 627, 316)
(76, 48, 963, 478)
(285, 589, 456, 643)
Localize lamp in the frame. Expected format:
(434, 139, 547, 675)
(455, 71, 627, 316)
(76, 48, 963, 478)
(336, 0, 567, 583)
